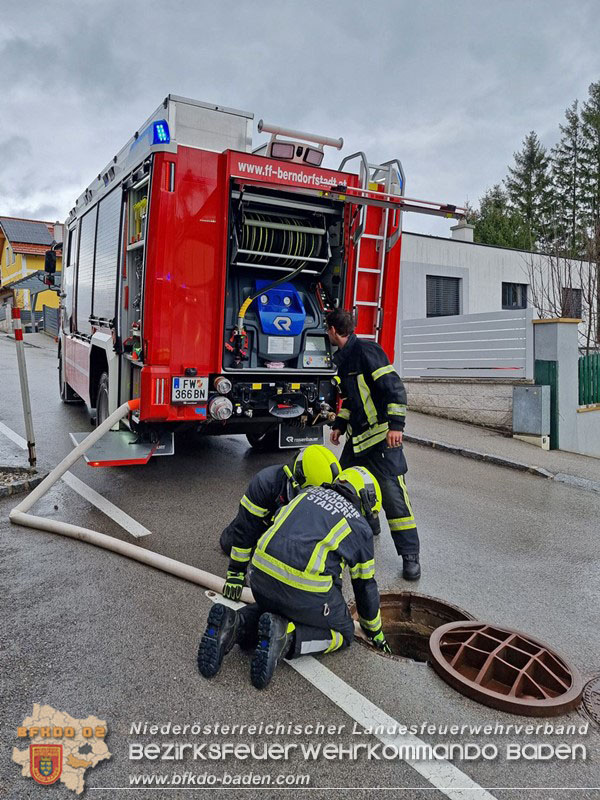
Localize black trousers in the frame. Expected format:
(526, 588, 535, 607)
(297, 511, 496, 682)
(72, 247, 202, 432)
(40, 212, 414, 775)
(341, 442, 420, 556)
(240, 582, 354, 659)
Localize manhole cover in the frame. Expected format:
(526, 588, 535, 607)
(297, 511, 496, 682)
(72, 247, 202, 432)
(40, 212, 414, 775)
(429, 622, 584, 717)
(350, 592, 474, 662)
(581, 675, 600, 728)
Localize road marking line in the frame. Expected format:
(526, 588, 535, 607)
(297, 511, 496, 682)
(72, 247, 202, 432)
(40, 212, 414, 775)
(207, 592, 496, 800)
(61, 472, 152, 539)
(0, 421, 28, 448)
(0, 421, 151, 539)
(292, 658, 496, 800)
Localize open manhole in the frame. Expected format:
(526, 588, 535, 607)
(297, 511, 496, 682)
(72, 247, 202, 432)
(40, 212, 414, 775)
(581, 675, 600, 729)
(350, 592, 475, 662)
(429, 622, 584, 717)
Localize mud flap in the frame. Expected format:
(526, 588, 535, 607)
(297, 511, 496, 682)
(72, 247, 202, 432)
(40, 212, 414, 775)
(69, 431, 174, 467)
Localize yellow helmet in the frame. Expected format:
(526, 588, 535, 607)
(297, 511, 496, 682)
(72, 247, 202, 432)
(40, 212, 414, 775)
(290, 445, 341, 488)
(334, 467, 382, 517)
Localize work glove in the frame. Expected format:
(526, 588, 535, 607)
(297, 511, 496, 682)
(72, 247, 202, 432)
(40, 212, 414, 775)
(371, 629, 392, 655)
(223, 570, 245, 601)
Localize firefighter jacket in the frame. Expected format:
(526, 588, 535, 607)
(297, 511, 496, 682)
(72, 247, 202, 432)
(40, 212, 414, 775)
(250, 485, 382, 635)
(332, 333, 407, 455)
(226, 464, 294, 574)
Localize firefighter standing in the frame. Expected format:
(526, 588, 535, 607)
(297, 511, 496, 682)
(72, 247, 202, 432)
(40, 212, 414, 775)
(219, 444, 341, 561)
(198, 467, 391, 689)
(326, 308, 421, 580)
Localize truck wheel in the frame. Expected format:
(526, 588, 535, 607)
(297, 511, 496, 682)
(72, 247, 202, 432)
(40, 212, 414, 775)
(59, 349, 82, 403)
(96, 372, 110, 427)
(246, 426, 280, 452)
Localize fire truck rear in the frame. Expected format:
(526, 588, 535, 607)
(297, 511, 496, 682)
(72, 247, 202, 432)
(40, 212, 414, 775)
(55, 95, 463, 464)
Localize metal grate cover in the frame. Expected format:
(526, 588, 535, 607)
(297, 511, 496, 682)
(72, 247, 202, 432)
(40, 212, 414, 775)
(581, 675, 600, 729)
(429, 622, 584, 717)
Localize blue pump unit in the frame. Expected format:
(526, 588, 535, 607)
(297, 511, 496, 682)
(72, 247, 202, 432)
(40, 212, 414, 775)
(253, 281, 306, 335)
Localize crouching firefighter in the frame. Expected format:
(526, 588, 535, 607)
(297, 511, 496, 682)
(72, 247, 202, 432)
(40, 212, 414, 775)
(219, 444, 341, 558)
(197, 467, 391, 689)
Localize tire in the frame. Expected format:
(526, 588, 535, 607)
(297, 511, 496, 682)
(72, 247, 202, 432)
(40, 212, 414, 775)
(96, 372, 110, 427)
(59, 348, 82, 403)
(246, 425, 280, 452)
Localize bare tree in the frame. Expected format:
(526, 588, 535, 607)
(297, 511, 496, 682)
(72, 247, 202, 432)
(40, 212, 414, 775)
(522, 235, 598, 354)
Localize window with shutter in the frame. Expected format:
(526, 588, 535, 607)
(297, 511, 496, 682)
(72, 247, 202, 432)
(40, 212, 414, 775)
(426, 276, 460, 317)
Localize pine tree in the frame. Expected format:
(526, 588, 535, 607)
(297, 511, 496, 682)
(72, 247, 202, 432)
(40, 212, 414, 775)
(505, 131, 553, 250)
(580, 81, 600, 232)
(551, 100, 585, 256)
(471, 185, 530, 249)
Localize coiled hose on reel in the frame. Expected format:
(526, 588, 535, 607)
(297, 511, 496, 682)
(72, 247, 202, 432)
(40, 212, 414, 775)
(233, 213, 326, 352)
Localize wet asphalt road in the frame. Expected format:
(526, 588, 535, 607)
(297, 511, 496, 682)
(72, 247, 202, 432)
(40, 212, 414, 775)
(1, 334, 600, 799)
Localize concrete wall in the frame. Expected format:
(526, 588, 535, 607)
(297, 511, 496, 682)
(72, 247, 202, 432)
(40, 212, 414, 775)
(404, 378, 519, 431)
(573, 410, 600, 459)
(534, 319, 600, 458)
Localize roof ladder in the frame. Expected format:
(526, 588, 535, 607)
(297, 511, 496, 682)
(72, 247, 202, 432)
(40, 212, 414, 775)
(338, 153, 405, 342)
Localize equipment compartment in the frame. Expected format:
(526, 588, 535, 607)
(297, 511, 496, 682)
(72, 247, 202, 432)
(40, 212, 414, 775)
(223, 186, 346, 373)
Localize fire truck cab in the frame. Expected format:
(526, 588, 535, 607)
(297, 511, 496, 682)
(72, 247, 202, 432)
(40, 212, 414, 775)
(57, 95, 462, 463)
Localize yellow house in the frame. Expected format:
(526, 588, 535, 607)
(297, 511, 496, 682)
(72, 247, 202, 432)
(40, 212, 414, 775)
(0, 216, 62, 312)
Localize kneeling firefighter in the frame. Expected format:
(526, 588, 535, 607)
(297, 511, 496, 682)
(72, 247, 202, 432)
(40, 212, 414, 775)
(219, 444, 340, 560)
(198, 467, 391, 689)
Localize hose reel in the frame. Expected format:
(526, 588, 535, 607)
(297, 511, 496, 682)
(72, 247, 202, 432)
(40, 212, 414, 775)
(239, 212, 325, 268)
(230, 210, 328, 366)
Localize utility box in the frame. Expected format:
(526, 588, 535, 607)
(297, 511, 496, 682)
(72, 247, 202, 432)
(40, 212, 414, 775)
(512, 386, 551, 435)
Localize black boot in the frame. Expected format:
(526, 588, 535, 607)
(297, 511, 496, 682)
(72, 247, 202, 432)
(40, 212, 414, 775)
(197, 603, 244, 678)
(402, 553, 421, 581)
(250, 613, 293, 690)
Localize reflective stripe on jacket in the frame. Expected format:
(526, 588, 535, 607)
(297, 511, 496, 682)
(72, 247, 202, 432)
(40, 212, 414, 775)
(332, 334, 407, 454)
(226, 464, 291, 574)
(251, 486, 381, 626)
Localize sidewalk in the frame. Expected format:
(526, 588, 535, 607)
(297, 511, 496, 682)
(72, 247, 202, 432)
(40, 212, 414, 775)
(2, 331, 56, 349)
(405, 411, 600, 492)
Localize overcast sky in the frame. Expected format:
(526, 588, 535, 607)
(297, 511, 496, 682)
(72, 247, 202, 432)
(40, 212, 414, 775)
(1, 0, 599, 236)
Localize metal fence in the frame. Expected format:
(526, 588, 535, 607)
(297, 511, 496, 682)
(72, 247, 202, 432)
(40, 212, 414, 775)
(400, 309, 534, 379)
(19, 310, 44, 332)
(42, 305, 59, 337)
(579, 352, 600, 406)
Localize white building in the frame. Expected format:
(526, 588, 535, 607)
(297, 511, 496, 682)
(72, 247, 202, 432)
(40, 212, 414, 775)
(399, 222, 584, 325)
(395, 223, 592, 435)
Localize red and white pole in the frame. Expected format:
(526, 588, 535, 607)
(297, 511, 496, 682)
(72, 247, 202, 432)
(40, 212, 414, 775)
(11, 307, 36, 467)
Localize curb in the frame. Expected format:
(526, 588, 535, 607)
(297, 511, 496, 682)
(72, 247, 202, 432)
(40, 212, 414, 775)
(403, 434, 600, 494)
(0, 468, 48, 498)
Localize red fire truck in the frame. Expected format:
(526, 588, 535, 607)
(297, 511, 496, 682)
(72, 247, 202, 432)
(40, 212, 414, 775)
(54, 95, 463, 464)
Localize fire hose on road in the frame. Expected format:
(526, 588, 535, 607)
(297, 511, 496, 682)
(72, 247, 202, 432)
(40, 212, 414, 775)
(9, 398, 255, 604)
(9, 397, 366, 637)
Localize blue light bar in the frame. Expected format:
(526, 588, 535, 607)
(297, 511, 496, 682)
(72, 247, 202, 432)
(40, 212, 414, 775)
(152, 120, 170, 145)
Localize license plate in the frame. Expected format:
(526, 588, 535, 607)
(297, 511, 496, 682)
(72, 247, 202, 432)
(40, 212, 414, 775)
(171, 376, 208, 404)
